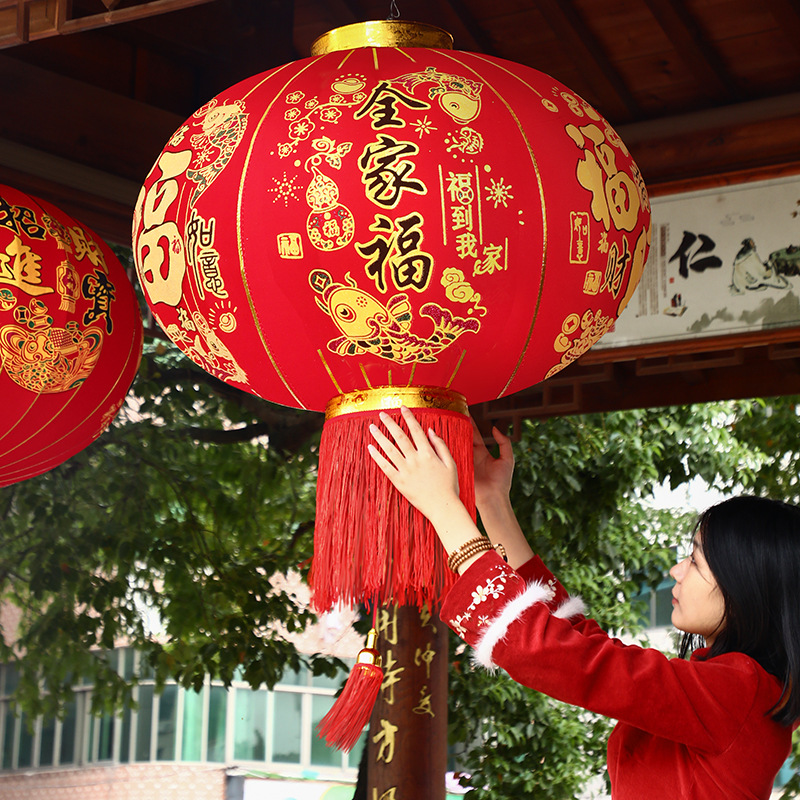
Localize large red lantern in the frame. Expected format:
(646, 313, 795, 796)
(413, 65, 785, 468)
(132, 21, 650, 613)
(0, 185, 143, 487)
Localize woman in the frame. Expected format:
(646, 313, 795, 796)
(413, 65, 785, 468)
(367, 406, 800, 799)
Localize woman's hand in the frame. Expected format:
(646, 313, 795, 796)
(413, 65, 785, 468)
(368, 406, 516, 574)
(368, 406, 461, 525)
(472, 420, 534, 568)
(473, 420, 515, 510)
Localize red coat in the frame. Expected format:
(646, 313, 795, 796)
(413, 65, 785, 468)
(440, 551, 791, 799)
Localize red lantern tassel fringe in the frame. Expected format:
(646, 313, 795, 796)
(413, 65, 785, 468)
(317, 627, 383, 752)
(311, 399, 475, 613)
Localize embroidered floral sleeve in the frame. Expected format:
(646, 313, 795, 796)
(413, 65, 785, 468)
(444, 553, 588, 641)
(448, 559, 518, 637)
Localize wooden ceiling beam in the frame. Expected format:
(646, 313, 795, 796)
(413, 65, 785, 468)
(0, 0, 216, 48)
(2, 55, 796, 240)
(642, 0, 742, 103)
(628, 111, 800, 188)
(474, 331, 800, 429)
(762, 0, 800, 48)
(0, 53, 182, 181)
(618, 92, 800, 187)
(199, 0, 298, 96)
(335, 0, 370, 21)
(0, 159, 135, 244)
(533, 0, 642, 121)
(439, 0, 500, 55)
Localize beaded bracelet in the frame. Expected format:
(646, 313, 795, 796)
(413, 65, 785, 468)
(447, 536, 492, 573)
(447, 536, 490, 572)
(447, 538, 510, 573)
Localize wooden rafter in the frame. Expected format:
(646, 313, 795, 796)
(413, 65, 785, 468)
(0, 0, 216, 47)
(474, 328, 800, 430)
(440, 0, 499, 55)
(642, 0, 742, 103)
(762, 0, 800, 48)
(533, 0, 641, 121)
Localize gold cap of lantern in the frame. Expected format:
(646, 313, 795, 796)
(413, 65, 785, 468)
(311, 20, 454, 55)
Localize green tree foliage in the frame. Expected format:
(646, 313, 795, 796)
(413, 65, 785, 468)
(0, 340, 337, 720)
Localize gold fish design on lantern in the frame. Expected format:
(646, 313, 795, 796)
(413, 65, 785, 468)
(309, 270, 480, 363)
(394, 67, 483, 124)
(0, 298, 103, 393)
(185, 98, 249, 205)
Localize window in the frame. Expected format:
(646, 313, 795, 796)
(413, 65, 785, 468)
(0, 649, 364, 777)
(634, 578, 674, 629)
(234, 689, 267, 761)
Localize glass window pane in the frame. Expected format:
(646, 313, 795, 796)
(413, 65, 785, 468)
(234, 689, 266, 761)
(347, 729, 368, 770)
(156, 685, 178, 761)
(95, 714, 114, 761)
(87, 706, 95, 761)
(310, 695, 341, 767)
(119, 705, 131, 764)
(655, 586, 674, 627)
(2, 708, 15, 769)
(2, 665, 19, 696)
(181, 689, 204, 762)
(120, 649, 136, 681)
(271, 692, 301, 764)
(39, 717, 56, 767)
(277, 665, 307, 687)
(135, 685, 154, 761)
(310, 668, 346, 690)
(139, 658, 154, 681)
(207, 686, 227, 763)
(59, 699, 77, 765)
(17, 713, 33, 768)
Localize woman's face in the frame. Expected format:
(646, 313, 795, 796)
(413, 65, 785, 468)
(669, 532, 725, 645)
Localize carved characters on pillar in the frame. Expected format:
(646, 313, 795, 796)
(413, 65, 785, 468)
(368, 605, 447, 800)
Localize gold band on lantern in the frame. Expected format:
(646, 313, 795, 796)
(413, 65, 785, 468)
(325, 385, 468, 421)
(311, 20, 454, 55)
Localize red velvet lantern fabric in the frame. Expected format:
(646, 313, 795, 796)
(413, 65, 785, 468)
(132, 25, 651, 610)
(0, 185, 143, 487)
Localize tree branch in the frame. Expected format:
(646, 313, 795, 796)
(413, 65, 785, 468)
(140, 357, 325, 452)
(179, 423, 273, 444)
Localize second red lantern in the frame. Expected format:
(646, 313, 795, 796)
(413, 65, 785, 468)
(1, 185, 143, 487)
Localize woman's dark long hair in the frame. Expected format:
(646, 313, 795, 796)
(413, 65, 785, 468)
(680, 495, 800, 726)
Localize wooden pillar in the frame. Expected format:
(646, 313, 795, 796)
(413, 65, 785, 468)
(367, 604, 448, 800)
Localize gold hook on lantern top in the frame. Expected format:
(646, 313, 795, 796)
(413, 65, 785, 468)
(310, 20, 454, 55)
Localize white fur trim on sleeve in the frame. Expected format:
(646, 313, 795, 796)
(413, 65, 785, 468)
(553, 594, 586, 620)
(473, 580, 554, 669)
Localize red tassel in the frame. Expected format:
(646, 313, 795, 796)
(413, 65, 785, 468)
(317, 628, 383, 752)
(311, 393, 475, 613)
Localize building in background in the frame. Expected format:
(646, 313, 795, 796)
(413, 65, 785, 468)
(0, 574, 371, 800)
